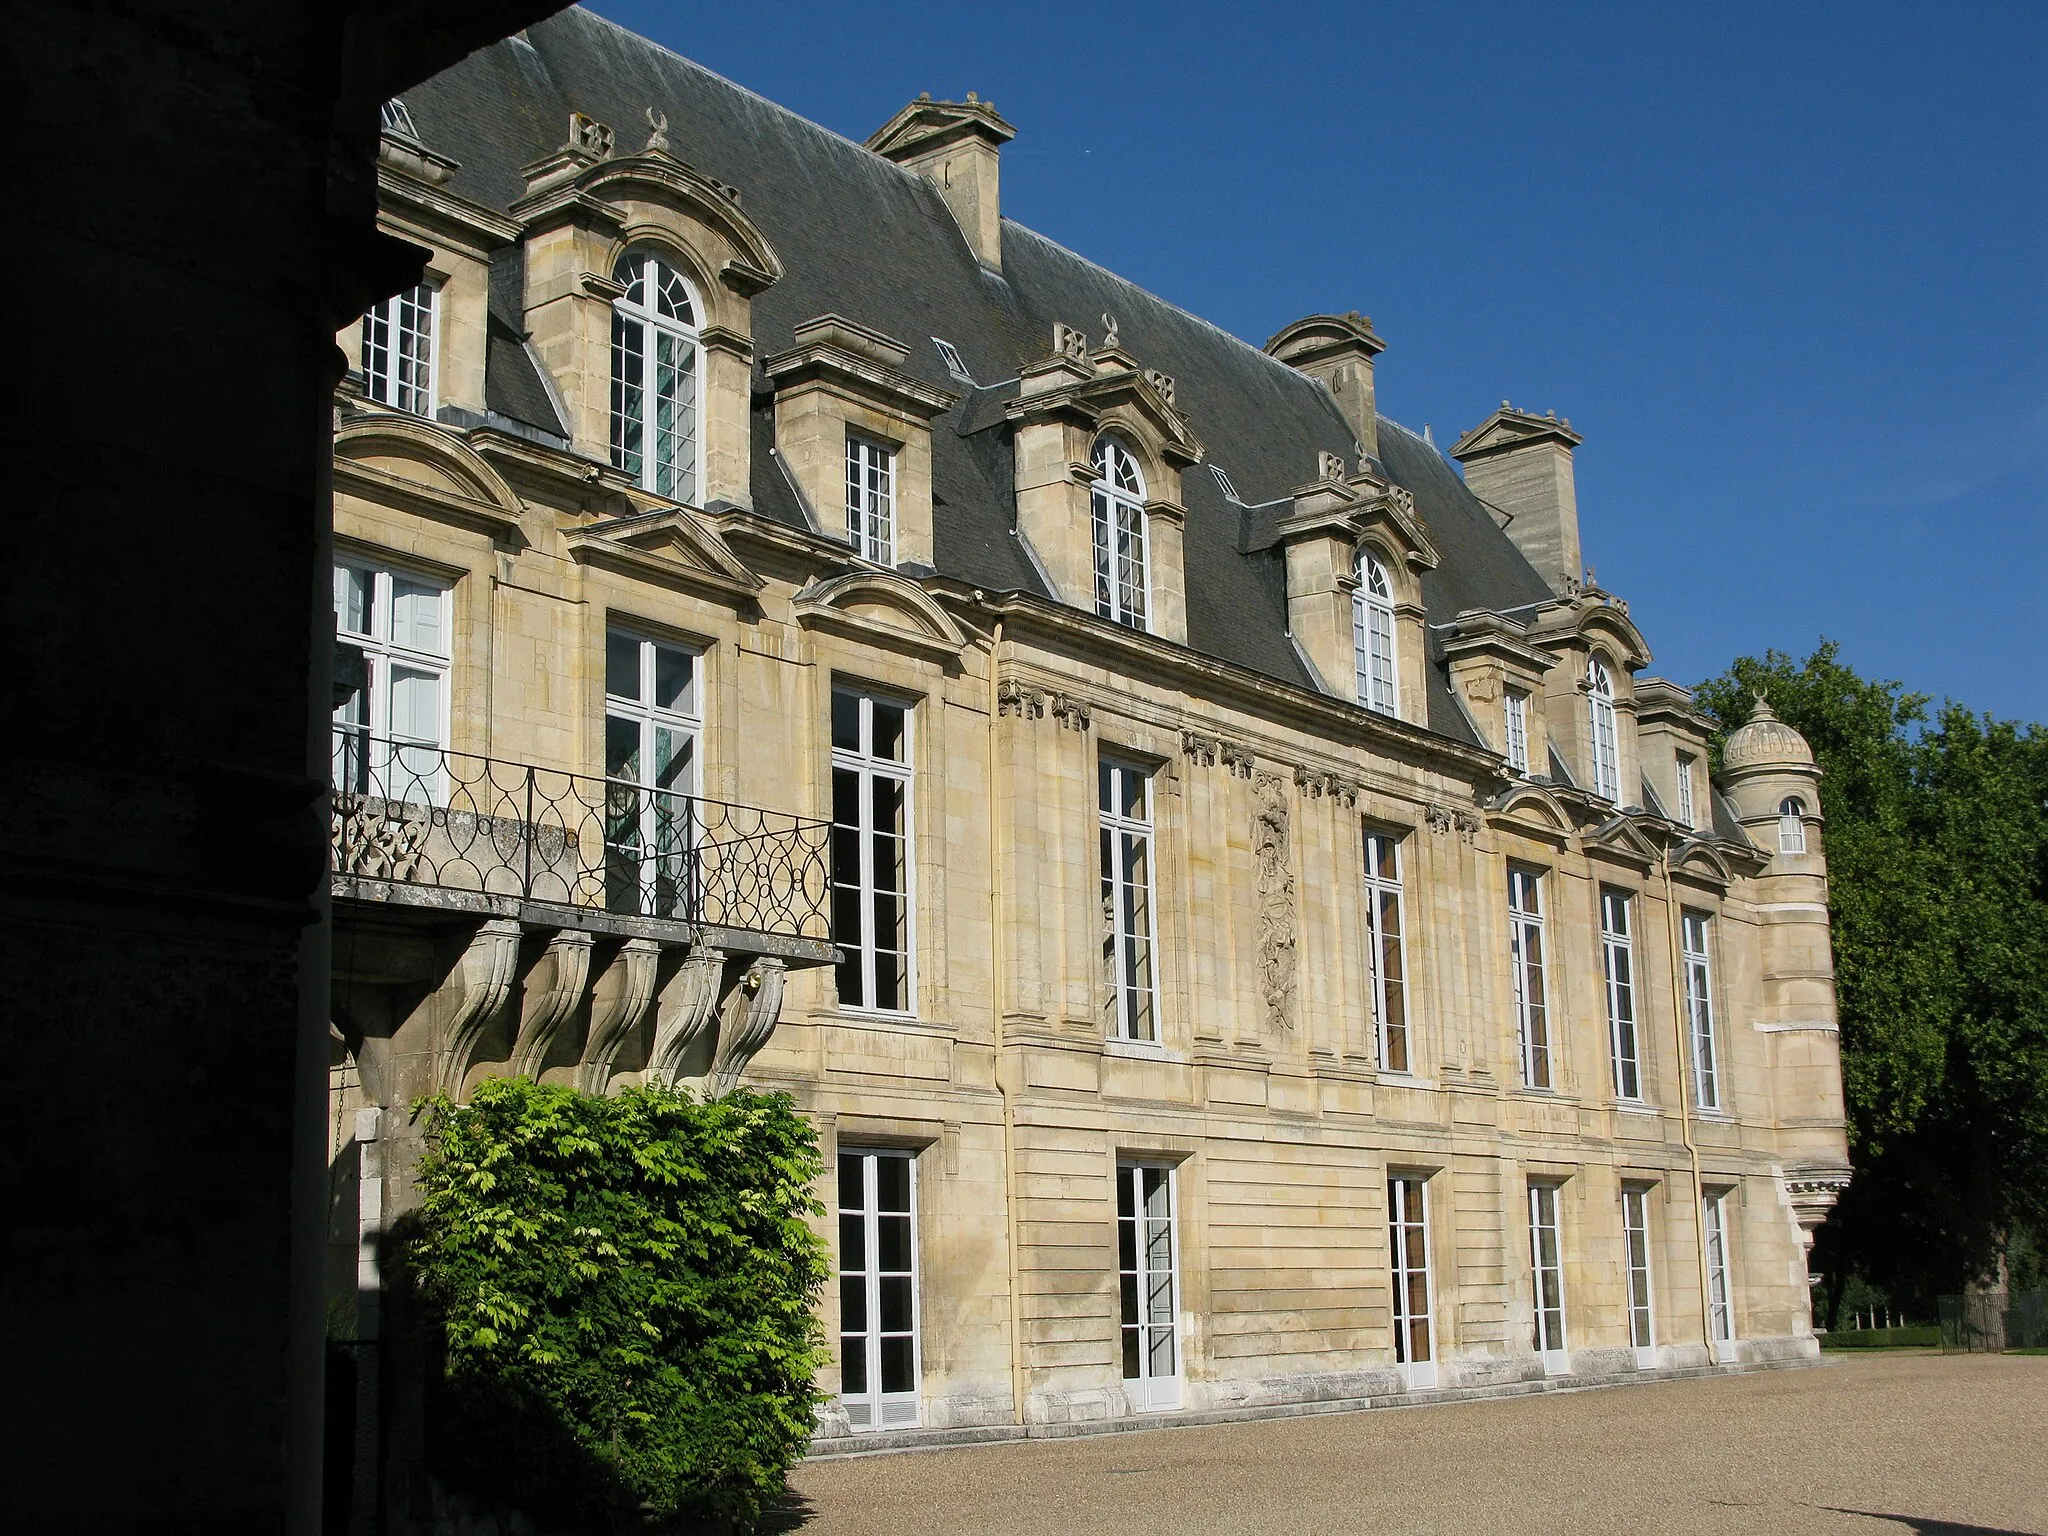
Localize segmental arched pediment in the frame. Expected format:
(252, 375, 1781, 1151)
(581, 153, 784, 297)
(793, 571, 969, 663)
(335, 414, 524, 536)
(1485, 782, 1576, 844)
(1670, 839, 1736, 888)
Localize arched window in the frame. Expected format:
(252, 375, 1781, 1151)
(610, 252, 701, 502)
(1353, 549, 1398, 716)
(1090, 437, 1148, 630)
(1587, 657, 1621, 801)
(1778, 796, 1807, 855)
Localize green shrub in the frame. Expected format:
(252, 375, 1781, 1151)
(1819, 1325, 1941, 1349)
(406, 1079, 829, 1530)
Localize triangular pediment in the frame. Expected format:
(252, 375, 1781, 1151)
(1583, 814, 1665, 869)
(1074, 369, 1203, 468)
(568, 508, 763, 598)
(794, 572, 969, 663)
(1450, 406, 1583, 462)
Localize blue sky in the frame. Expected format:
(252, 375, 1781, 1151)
(589, 0, 2046, 723)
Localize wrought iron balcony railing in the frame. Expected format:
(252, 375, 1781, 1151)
(329, 731, 830, 941)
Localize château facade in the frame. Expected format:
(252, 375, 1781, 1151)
(325, 6, 1853, 1476)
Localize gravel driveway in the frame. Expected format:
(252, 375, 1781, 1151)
(782, 1353, 2047, 1534)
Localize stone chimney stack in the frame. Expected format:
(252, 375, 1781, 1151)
(1265, 312, 1387, 458)
(1450, 405, 1585, 595)
(867, 93, 1016, 271)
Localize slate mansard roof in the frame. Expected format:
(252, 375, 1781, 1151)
(404, 7, 1560, 748)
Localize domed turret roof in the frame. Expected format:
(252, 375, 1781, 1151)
(1722, 695, 1814, 770)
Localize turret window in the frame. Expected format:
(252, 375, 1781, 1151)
(610, 252, 701, 503)
(1587, 658, 1621, 801)
(1091, 437, 1149, 631)
(1778, 797, 1807, 854)
(1353, 551, 1398, 716)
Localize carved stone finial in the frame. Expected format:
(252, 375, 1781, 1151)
(966, 90, 979, 103)
(645, 107, 669, 153)
(1101, 312, 1120, 348)
(1584, 563, 1598, 588)
(1143, 367, 1176, 406)
(1318, 449, 1345, 482)
(568, 111, 614, 159)
(1052, 321, 1089, 363)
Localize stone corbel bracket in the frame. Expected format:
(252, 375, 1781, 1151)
(705, 957, 789, 1099)
(438, 918, 524, 1099)
(648, 945, 727, 1087)
(511, 929, 595, 1080)
(998, 680, 1046, 719)
(578, 938, 661, 1094)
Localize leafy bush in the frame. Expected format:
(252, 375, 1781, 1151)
(406, 1079, 829, 1530)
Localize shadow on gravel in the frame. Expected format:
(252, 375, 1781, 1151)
(755, 1490, 817, 1532)
(1829, 1512, 2040, 1535)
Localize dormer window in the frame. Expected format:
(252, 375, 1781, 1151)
(1504, 688, 1531, 774)
(610, 252, 702, 502)
(845, 433, 897, 564)
(379, 98, 420, 138)
(1353, 550, 1398, 716)
(1091, 437, 1149, 631)
(1778, 797, 1807, 854)
(360, 282, 436, 416)
(1587, 657, 1621, 801)
(1676, 751, 1699, 829)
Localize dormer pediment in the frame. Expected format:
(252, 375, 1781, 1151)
(793, 571, 969, 664)
(1671, 839, 1737, 889)
(1583, 813, 1665, 870)
(1485, 781, 1576, 845)
(1450, 405, 1583, 461)
(567, 506, 763, 601)
(1008, 364, 1202, 469)
(1529, 590, 1652, 671)
(334, 413, 523, 537)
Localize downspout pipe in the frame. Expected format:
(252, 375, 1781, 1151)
(1662, 854, 1715, 1359)
(985, 607, 1028, 1425)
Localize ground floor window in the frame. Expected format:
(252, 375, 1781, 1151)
(1118, 1162, 1181, 1411)
(1529, 1182, 1569, 1371)
(838, 1148, 919, 1429)
(1388, 1174, 1435, 1389)
(1622, 1185, 1656, 1366)
(1703, 1187, 1735, 1358)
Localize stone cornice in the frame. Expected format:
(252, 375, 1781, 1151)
(1450, 404, 1583, 462)
(866, 94, 1017, 159)
(1265, 311, 1387, 365)
(377, 164, 522, 250)
(763, 337, 959, 421)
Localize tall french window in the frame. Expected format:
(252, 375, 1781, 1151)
(1622, 1185, 1656, 1365)
(1682, 910, 1721, 1110)
(1388, 1174, 1436, 1389)
(845, 434, 896, 565)
(610, 252, 700, 502)
(603, 631, 699, 919)
(1508, 866, 1551, 1088)
(1099, 759, 1159, 1042)
(1363, 829, 1410, 1072)
(1504, 688, 1531, 774)
(1117, 1163, 1181, 1411)
(1675, 751, 1699, 829)
(332, 560, 448, 800)
(1703, 1188, 1735, 1354)
(838, 1148, 919, 1429)
(1600, 887, 1641, 1101)
(1587, 657, 1621, 801)
(1778, 796, 1807, 854)
(1353, 550, 1399, 716)
(1528, 1182, 1568, 1367)
(831, 690, 913, 1014)
(359, 282, 435, 415)
(1090, 437, 1149, 630)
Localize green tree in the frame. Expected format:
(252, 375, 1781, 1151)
(1696, 644, 2048, 1319)
(404, 1080, 830, 1531)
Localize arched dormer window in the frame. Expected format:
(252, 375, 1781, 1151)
(1587, 657, 1621, 801)
(610, 252, 702, 502)
(1091, 436, 1148, 630)
(1778, 796, 1807, 854)
(1352, 549, 1398, 716)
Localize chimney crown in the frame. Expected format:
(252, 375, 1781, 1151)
(867, 95, 1016, 272)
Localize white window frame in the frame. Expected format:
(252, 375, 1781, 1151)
(1508, 865, 1552, 1089)
(1363, 829, 1412, 1074)
(1353, 549, 1399, 717)
(1675, 751, 1699, 830)
(1117, 1161, 1183, 1412)
(1091, 437, 1150, 631)
(1100, 758, 1161, 1044)
(1703, 1187, 1736, 1360)
(931, 336, 973, 384)
(1682, 909, 1722, 1112)
(844, 433, 897, 565)
(1388, 1173, 1436, 1390)
(602, 629, 702, 919)
(360, 281, 437, 416)
(837, 1146, 921, 1430)
(830, 689, 916, 1017)
(1600, 887, 1642, 1102)
(1504, 688, 1531, 774)
(1587, 657, 1621, 801)
(331, 557, 450, 803)
(1622, 1184, 1657, 1369)
(1778, 797, 1808, 855)
(609, 251, 702, 503)
(1528, 1181, 1569, 1372)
